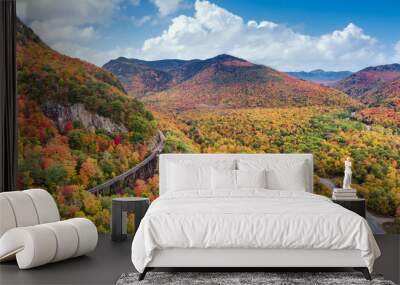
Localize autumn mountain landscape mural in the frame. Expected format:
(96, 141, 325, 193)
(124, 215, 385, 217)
(16, 0, 400, 234)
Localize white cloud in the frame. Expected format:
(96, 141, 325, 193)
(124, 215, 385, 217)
(130, 0, 141, 6)
(52, 42, 140, 67)
(131, 15, 153, 27)
(140, 0, 390, 71)
(151, 0, 182, 17)
(17, 0, 121, 26)
(30, 20, 97, 45)
(16, 0, 136, 67)
(16, 0, 121, 61)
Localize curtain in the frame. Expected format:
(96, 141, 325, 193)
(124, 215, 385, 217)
(0, 0, 17, 192)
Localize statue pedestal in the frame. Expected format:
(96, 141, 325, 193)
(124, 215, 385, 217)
(332, 188, 357, 200)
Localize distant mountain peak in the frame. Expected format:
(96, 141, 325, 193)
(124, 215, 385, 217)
(286, 70, 352, 85)
(210, 54, 243, 61)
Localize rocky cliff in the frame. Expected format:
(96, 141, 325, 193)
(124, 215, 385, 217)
(43, 103, 128, 133)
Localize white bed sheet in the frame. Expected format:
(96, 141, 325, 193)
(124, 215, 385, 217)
(131, 190, 380, 273)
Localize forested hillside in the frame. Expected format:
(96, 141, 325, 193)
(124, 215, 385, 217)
(16, 18, 158, 232)
(335, 64, 400, 100)
(335, 64, 400, 128)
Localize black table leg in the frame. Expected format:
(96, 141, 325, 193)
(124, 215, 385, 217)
(112, 201, 125, 241)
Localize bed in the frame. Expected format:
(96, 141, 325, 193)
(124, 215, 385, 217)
(131, 154, 380, 280)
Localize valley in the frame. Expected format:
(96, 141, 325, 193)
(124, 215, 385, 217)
(151, 107, 399, 218)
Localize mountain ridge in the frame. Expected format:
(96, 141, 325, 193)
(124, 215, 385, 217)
(362, 63, 400, 73)
(102, 54, 255, 96)
(334, 63, 400, 106)
(104, 54, 356, 111)
(106, 55, 356, 111)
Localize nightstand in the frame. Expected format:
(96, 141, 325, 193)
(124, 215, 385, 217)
(332, 198, 366, 218)
(111, 197, 150, 241)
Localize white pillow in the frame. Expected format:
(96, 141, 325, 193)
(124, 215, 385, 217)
(167, 163, 212, 192)
(237, 159, 308, 191)
(212, 168, 237, 191)
(236, 169, 267, 189)
(266, 167, 307, 191)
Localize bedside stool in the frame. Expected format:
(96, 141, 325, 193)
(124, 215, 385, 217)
(332, 198, 366, 218)
(112, 197, 150, 241)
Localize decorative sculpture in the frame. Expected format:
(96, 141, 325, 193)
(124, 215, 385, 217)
(343, 157, 352, 190)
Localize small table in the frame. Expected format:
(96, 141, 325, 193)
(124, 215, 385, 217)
(332, 198, 366, 218)
(112, 197, 150, 242)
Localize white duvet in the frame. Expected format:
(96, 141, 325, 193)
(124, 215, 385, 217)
(131, 190, 380, 273)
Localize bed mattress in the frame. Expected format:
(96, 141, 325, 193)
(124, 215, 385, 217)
(131, 189, 380, 273)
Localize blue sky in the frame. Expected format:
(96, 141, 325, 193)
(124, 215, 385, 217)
(17, 0, 400, 71)
(213, 0, 400, 43)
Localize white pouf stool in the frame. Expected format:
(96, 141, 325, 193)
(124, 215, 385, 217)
(0, 189, 98, 269)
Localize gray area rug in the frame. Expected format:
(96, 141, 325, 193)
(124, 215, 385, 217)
(116, 272, 395, 285)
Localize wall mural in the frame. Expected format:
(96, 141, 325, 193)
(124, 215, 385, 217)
(16, 0, 400, 233)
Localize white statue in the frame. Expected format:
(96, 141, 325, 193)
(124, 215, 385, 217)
(343, 157, 352, 189)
